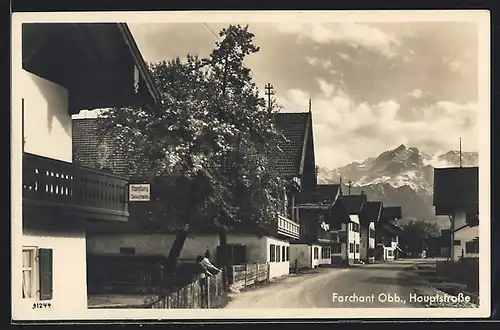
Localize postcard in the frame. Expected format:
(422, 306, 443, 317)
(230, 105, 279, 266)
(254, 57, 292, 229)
(11, 9, 491, 321)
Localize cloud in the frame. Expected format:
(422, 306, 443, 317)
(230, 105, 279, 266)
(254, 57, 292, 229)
(277, 79, 478, 169)
(304, 56, 332, 68)
(276, 22, 401, 59)
(407, 89, 422, 98)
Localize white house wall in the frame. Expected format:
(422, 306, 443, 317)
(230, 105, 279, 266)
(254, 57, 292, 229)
(290, 244, 310, 269)
(453, 224, 479, 260)
(16, 70, 88, 316)
(369, 222, 375, 250)
(349, 215, 360, 262)
(19, 227, 88, 315)
(22, 71, 72, 162)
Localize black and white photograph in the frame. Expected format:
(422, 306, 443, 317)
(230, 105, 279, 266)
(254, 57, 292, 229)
(11, 10, 490, 320)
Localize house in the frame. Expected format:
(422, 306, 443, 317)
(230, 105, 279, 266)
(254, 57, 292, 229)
(339, 193, 367, 265)
(291, 184, 350, 269)
(433, 166, 479, 261)
(73, 111, 317, 280)
(15, 23, 159, 314)
(375, 206, 403, 261)
(359, 201, 383, 263)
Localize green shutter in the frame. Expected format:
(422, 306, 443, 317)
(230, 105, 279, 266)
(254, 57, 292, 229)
(38, 248, 53, 301)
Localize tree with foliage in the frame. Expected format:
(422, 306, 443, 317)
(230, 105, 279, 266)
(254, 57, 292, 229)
(399, 219, 441, 256)
(98, 24, 285, 285)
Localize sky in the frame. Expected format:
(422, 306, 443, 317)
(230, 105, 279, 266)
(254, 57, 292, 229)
(85, 20, 480, 169)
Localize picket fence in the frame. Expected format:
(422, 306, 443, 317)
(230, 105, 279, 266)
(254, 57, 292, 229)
(148, 271, 225, 309)
(230, 262, 270, 290)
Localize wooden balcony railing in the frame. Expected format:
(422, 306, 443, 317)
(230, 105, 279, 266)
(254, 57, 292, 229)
(277, 214, 300, 240)
(23, 153, 129, 221)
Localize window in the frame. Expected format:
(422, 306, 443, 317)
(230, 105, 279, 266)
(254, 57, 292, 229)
(22, 248, 36, 299)
(276, 245, 281, 262)
(332, 244, 341, 254)
(216, 244, 247, 265)
(23, 247, 53, 301)
(321, 247, 331, 259)
(270, 244, 276, 262)
(282, 246, 286, 262)
(387, 250, 393, 257)
(119, 247, 136, 255)
(369, 229, 376, 238)
(286, 246, 290, 261)
(453, 240, 461, 246)
(465, 239, 479, 254)
(349, 243, 354, 253)
(355, 244, 360, 253)
(313, 247, 319, 259)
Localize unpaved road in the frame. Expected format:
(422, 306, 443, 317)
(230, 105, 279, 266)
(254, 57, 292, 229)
(225, 259, 435, 308)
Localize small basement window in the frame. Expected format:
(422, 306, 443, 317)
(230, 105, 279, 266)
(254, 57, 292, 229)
(119, 247, 136, 255)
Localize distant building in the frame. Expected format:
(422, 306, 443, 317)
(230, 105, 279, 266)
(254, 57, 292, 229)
(291, 184, 350, 269)
(340, 194, 367, 265)
(433, 166, 479, 261)
(359, 201, 383, 263)
(375, 207, 403, 261)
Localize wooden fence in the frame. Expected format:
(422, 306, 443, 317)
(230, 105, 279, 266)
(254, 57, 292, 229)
(87, 254, 200, 294)
(148, 271, 225, 309)
(230, 262, 270, 290)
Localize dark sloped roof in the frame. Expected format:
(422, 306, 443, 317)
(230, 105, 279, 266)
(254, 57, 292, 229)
(341, 194, 367, 215)
(72, 118, 128, 176)
(360, 201, 383, 224)
(75, 111, 313, 180)
(381, 206, 402, 221)
(433, 166, 479, 207)
(313, 184, 341, 205)
(273, 112, 311, 179)
(382, 221, 403, 235)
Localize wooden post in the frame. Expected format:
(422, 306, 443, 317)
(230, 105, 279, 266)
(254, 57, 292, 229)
(207, 278, 211, 309)
(244, 264, 248, 287)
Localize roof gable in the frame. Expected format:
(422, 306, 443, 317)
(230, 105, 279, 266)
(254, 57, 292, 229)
(272, 112, 311, 179)
(72, 118, 128, 176)
(341, 194, 367, 215)
(360, 201, 383, 223)
(381, 206, 402, 222)
(313, 184, 341, 205)
(433, 166, 479, 207)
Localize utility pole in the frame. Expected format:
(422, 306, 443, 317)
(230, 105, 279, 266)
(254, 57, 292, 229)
(459, 137, 462, 168)
(265, 83, 274, 111)
(347, 180, 352, 195)
(309, 99, 312, 112)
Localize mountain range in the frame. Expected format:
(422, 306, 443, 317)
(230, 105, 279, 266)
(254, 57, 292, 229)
(317, 144, 478, 229)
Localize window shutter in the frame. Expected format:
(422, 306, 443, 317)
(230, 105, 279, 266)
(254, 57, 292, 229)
(38, 248, 53, 301)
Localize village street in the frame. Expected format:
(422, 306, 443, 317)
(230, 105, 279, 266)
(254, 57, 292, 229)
(225, 259, 437, 308)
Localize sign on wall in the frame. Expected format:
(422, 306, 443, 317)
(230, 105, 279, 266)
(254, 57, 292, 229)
(129, 183, 150, 202)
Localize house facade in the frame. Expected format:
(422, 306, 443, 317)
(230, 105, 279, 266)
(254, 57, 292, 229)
(375, 207, 403, 261)
(14, 23, 159, 316)
(359, 201, 383, 263)
(339, 194, 367, 265)
(74, 112, 317, 280)
(433, 166, 479, 261)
